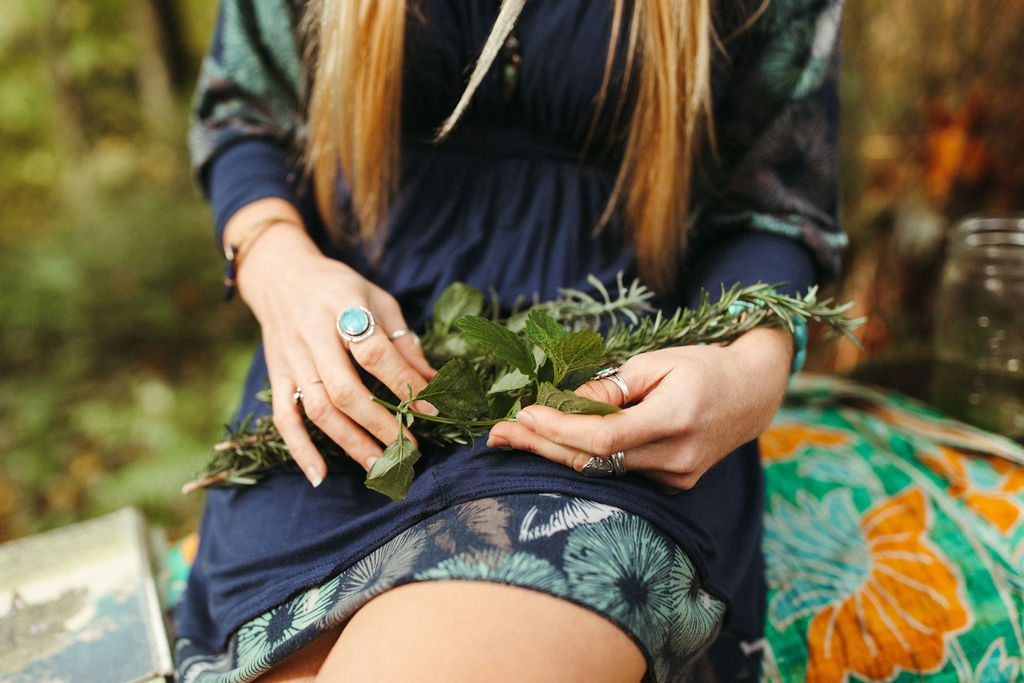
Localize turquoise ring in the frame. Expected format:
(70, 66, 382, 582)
(336, 306, 376, 343)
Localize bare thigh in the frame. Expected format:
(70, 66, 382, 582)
(261, 581, 647, 682)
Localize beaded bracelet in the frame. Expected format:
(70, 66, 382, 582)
(223, 216, 302, 301)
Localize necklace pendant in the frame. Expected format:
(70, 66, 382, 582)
(501, 33, 521, 102)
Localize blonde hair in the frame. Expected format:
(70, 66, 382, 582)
(307, 0, 713, 291)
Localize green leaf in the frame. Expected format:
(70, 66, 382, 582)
(365, 433, 421, 501)
(414, 357, 489, 420)
(456, 315, 536, 376)
(535, 383, 620, 415)
(548, 330, 606, 385)
(488, 393, 521, 420)
(431, 282, 484, 334)
(487, 368, 532, 394)
(523, 308, 568, 352)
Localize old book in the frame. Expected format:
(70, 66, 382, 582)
(0, 507, 173, 682)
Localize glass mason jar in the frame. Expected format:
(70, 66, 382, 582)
(931, 215, 1024, 442)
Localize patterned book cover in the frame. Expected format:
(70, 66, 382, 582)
(0, 507, 173, 682)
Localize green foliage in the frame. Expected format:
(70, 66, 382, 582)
(193, 279, 862, 502)
(0, 0, 240, 542)
(413, 358, 490, 421)
(364, 432, 421, 502)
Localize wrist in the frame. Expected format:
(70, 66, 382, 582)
(221, 200, 308, 301)
(728, 327, 794, 384)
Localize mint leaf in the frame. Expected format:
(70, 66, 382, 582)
(456, 315, 536, 376)
(535, 383, 620, 415)
(414, 357, 489, 420)
(487, 368, 532, 394)
(523, 308, 567, 352)
(431, 282, 484, 334)
(548, 330, 606, 385)
(488, 393, 521, 420)
(365, 433, 421, 501)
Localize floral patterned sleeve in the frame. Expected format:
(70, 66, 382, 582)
(692, 0, 847, 285)
(189, 0, 306, 195)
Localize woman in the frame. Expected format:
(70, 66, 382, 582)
(176, 0, 845, 680)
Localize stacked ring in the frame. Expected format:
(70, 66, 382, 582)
(593, 367, 629, 404)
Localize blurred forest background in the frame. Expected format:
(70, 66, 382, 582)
(1, 0, 1022, 543)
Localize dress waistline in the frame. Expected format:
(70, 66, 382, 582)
(404, 125, 619, 169)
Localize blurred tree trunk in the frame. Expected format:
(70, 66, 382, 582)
(134, 0, 180, 139)
(43, 0, 96, 208)
(150, 0, 195, 90)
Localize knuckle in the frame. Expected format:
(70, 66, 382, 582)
(272, 409, 301, 432)
(587, 425, 617, 456)
(351, 337, 388, 367)
(302, 398, 332, 423)
(326, 380, 361, 408)
(665, 457, 697, 477)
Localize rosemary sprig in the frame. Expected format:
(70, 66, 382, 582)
(184, 277, 862, 500)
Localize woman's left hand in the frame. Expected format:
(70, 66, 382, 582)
(486, 328, 793, 492)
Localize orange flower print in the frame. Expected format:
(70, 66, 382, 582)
(760, 423, 850, 462)
(766, 488, 970, 682)
(921, 446, 1024, 534)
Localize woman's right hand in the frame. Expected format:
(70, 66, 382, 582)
(226, 199, 435, 487)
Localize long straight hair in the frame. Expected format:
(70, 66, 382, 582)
(307, 0, 713, 291)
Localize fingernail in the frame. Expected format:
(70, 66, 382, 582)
(516, 410, 536, 430)
(365, 456, 379, 472)
(411, 400, 439, 416)
(486, 435, 510, 448)
(305, 466, 324, 488)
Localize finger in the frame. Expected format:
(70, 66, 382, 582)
(341, 325, 431, 403)
(316, 364, 415, 448)
(574, 357, 665, 406)
(389, 330, 436, 379)
(489, 420, 705, 490)
(298, 381, 384, 471)
(370, 295, 436, 380)
(487, 421, 596, 473)
(268, 371, 327, 487)
(302, 321, 420, 446)
(508, 400, 686, 459)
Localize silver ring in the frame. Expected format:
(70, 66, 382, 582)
(292, 387, 304, 404)
(389, 328, 421, 345)
(609, 451, 626, 476)
(337, 306, 377, 343)
(581, 451, 627, 478)
(593, 367, 629, 404)
(581, 456, 614, 478)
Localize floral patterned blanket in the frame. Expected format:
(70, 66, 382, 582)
(167, 374, 1024, 681)
(762, 374, 1024, 682)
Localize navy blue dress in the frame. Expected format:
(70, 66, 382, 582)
(178, 0, 845, 679)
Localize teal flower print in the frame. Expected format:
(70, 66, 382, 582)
(320, 526, 429, 623)
(416, 548, 569, 597)
(668, 548, 726, 658)
(234, 597, 323, 676)
(759, 1, 841, 102)
(972, 639, 1020, 683)
(764, 488, 869, 629)
(563, 515, 675, 648)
